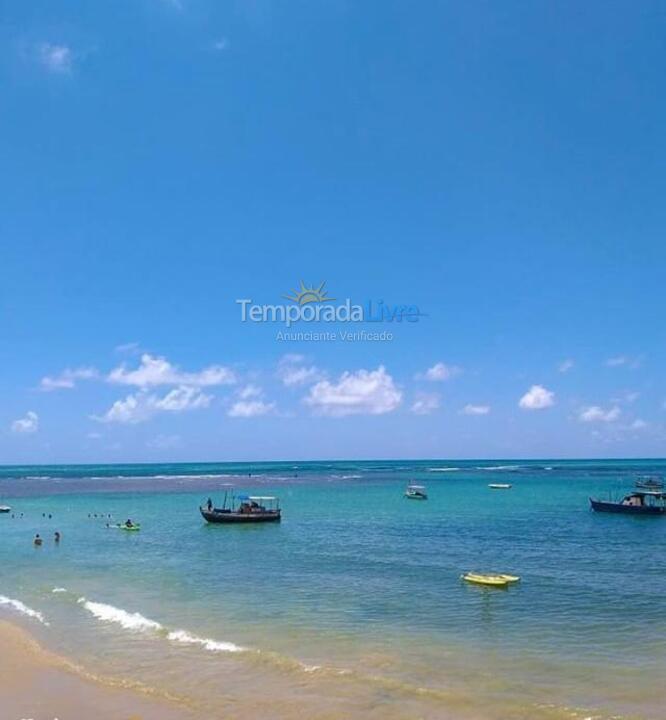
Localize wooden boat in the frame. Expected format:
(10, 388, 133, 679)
(590, 491, 665, 515)
(404, 484, 428, 500)
(201, 494, 281, 524)
(462, 572, 520, 587)
(488, 483, 512, 489)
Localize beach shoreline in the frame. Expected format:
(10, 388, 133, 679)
(0, 620, 197, 720)
(2, 461, 665, 720)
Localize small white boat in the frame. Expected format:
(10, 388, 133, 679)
(488, 483, 512, 490)
(405, 484, 428, 500)
(0, 505, 11, 513)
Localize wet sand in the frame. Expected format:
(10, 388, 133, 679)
(0, 621, 197, 720)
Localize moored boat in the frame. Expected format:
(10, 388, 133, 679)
(462, 572, 520, 587)
(590, 490, 665, 515)
(488, 483, 512, 490)
(404, 484, 427, 500)
(0, 505, 11, 514)
(201, 494, 281, 524)
(635, 476, 664, 490)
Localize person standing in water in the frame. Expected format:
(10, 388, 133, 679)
(54, 531, 61, 543)
(34, 534, 42, 546)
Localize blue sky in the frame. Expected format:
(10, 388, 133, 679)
(1, 0, 665, 462)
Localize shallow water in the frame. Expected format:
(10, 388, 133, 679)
(1, 460, 665, 719)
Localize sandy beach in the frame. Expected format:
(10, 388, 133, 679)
(0, 621, 197, 720)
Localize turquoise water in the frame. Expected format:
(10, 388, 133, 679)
(1, 460, 665, 719)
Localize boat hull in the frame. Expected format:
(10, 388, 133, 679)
(200, 507, 281, 524)
(590, 498, 665, 515)
(462, 573, 510, 587)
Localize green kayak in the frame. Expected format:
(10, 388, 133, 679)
(115, 523, 141, 531)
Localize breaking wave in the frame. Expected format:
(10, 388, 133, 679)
(0, 594, 48, 625)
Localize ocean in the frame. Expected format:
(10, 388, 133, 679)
(1, 459, 665, 719)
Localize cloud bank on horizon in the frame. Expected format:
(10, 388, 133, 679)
(5, 347, 660, 461)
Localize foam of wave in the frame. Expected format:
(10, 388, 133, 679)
(167, 629, 244, 653)
(78, 598, 246, 657)
(427, 467, 460, 472)
(331, 474, 363, 480)
(77, 598, 163, 632)
(478, 465, 522, 471)
(52, 587, 68, 593)
(0, 594, 48, 625)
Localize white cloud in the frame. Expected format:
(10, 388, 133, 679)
(305, 366, 402, 417)
(40, 367, 99, 391)
(11, 411, 39, 434)
(114, 342, 141, 354)
(108, 353, 235, 388)
(238, 384, 262, 399)
(281, 365, 322, 387)
(410, 393, 440, 415)
(519, 385, 555, 410)
(461, 404, 490, 416)
(418, 362, 461, 382)
(228, 399, 275, 418)
(630, 418, 648, 430)
(228, 384, 275, 417)
(277, 354, 323, 387)
(213, 38, 228, 51)
(94, 385, 212, 424)
(37, 43, 73, 73)
(558, 359, 574, 373)
(605, 355, 642, 369)
(611, 391, 640, 405)
(578, 405, 621, 423)
(155, 386, 211, 411)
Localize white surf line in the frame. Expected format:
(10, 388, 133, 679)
(167, 629, 244, 653)
(0, 594, 49, 625)
(77, 598, 245, 653)
(77, 598, 163, 632)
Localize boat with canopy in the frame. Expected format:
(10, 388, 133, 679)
(590, 490, 665, 515)
(200, 490, 281, 523)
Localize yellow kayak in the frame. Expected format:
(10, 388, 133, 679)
(462, 572, 520, 587)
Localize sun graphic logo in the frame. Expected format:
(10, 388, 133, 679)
(283, 281, 335, 305)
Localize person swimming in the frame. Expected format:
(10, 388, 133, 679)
(34, 534, 42, 546)
(54, 531, 61, 543)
